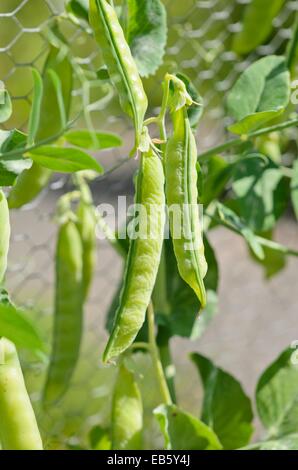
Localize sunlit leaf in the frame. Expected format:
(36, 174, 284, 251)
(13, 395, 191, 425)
(191, 353, 254, 449)
(227, 56, 290, 135)
(64, 129, 122, 150)
(28, 146, 103, 173)
(124, 0, 167, 77)
(154, 404, 222, 450)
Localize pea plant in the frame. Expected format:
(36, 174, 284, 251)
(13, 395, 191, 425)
(0, 0, 298, 451)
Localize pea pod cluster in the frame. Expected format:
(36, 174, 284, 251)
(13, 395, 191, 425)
(0, 338, 43, 450)
(89, 0, 148, 151)
(165, 105, 207, 307)
(43, 218, 84, 406)
(103, 148, 165, 363)
(0, 191, 10, 284)
(8, 44, 73, 209)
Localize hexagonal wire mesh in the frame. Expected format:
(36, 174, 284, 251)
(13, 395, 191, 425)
(1, 0, 297, 449)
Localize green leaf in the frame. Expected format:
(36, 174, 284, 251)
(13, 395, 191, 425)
(201, 155, 232, 206)
(28, 146, 103, 173)
(112, 364, 143, 450)
(232, 157, 289, 232)
(190, 353, 254, 449)
(0, 129, 31, 186)
(67, 0, 89, 22)
(0, 129, 27, 154)
(229, 110, 285, 135)
(154, 404, 222, 450)
(256, 347, 298, 438)
(248, 230, 287, 279)
(124, 0, 167, 77)
(0, 303, 44, 354)
(291, 160, 298, 220)
(232, 0, 285, 55)
(0, 86, 12, 123)
(176, 73, 203, 129)
(27, 69, 43, 146)
(227, 56, 290, 135)
(216, 202, 265, 260)
(154, 235, 219, 339)
(89, 425, 111, 450)
(64, 129, 122, 150)
(0, 157, 32, 187)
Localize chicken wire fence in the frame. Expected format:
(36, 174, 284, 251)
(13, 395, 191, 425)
(0, 0, 297, 448)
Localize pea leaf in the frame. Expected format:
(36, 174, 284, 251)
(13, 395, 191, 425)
(0, 303, 44, 354)
(0, 157, 32, 187)
(0, 128, 27, 153)
(123, 0, 167, 77)
(227, 55, 290, 135)
(256, 347, 298, 438)
(190, 353, 254, 449)
(201, 155, 232, 206)
(67, 0, 89, 22)
(216, 202, 265, 260)
(232, 0, 285, 55)
(231, 157, 289, 232)
(27, 146, 103, 173)
(0, 85, 12, 123)
(248, 230, 287, 279)
(27, 69, 43, 146)
(291, 160, 298, 220)
(176, 73, 204, 129)
(154, 404, 222, 450)
(0, 129, 31, 186)
(64, 129, 122, 150)
(153, 235, 219, 339)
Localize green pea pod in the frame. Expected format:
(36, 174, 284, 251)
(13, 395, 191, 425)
(111, 363, 143, 450)
(89, 0, 148, 152)
(0, 191, 10, 284)
(43, 219, 84, 405)
(0, 338, 43, 450)
(103, 149, 165, 363)
(165, 107, 207, 308)
(76, 184, 97, 300)
(8, 45, 73, 209)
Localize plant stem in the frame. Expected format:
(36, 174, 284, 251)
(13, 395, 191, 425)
(147, 301, 172, 405)
(129, 342, 150, 352)
(198, 118, 298, 160)
(156, 326, 176, 403)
